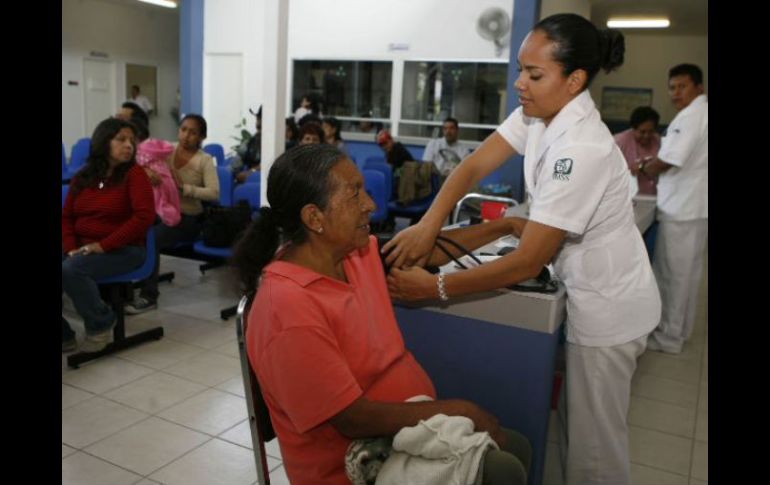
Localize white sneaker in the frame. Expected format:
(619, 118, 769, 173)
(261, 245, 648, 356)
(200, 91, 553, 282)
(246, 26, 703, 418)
(125, 297, 157, 315)
(80, 328, 114, 353)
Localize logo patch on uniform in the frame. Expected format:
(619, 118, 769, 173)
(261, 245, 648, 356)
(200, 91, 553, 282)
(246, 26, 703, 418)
(553, 158, 573, 181)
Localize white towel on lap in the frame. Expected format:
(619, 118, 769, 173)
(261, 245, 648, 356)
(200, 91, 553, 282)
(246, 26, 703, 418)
(375, 413, 498, 485)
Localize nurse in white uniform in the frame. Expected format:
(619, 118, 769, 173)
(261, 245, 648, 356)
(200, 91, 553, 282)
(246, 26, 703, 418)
(384, 13, 661, 485)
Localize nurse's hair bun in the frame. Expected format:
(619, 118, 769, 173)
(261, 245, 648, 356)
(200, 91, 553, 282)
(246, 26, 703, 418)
(599, 29, 625, 73)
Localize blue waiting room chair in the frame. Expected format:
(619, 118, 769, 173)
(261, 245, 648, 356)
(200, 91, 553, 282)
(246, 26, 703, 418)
(67, 226, 164, 368)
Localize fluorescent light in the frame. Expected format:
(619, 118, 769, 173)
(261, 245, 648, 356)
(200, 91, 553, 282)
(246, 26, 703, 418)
(607, 18, 670, 29)
(137, 0, 177, 8)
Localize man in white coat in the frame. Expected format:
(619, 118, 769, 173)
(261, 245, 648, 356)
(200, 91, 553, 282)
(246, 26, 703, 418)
(637, 64, 708, 354)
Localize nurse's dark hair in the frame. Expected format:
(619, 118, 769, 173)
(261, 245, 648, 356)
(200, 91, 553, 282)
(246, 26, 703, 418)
(629, 106, 660, 128)
(231, 144, 347, 294)
(534, 13, 624, 89)
(668, 64, 703, 86)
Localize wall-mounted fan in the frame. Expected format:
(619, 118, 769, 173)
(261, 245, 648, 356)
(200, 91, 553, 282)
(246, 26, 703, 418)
(476, 7, 511, 57)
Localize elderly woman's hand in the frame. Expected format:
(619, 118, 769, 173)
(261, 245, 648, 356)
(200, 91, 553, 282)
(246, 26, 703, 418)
(382, 222, 439, 269)
(387, 266, 438, 302)
(68, 242, 105, 257)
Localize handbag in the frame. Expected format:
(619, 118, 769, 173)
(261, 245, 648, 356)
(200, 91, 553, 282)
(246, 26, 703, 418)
(201, 200, 252, 248)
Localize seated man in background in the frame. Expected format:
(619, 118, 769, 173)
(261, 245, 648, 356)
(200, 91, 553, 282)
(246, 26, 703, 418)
(614, 106, 661, 196)
(231, 144, 531, 485)
(422, 117, 472, 177)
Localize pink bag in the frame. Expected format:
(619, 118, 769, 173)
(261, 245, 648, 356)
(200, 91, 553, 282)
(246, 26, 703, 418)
(136, 139, 182, 226)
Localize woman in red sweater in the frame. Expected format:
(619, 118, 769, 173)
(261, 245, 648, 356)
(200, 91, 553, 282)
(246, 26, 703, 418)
(62, 118, 155, 353)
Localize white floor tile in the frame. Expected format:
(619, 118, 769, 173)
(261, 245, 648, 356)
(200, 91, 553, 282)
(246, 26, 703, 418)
(62, 452, 142, 485)
(219, 419, 253, 449)
(62, 396, 149, 448)
(85, 417, 210, 476)
(629, 425, 692, 476)
(630, 463, 688, 485)
(690, 440, 708, 481)
(62, 356, 156, 394)
(694, 408, 707, 442)
(63, 383, 95, 409)
(132, 479, 162, 485)
(628, 396, 696, 438)
(636, 352, 702, 383)
(689, 478, 708, 485)
(116, 338, 206, 370)
(265, 437, 283, 460)
(542, 441, 564, 485)
(149, 438, 257, 485)
(157, 388, 247, 436)
(216, 376, 246, 398)
(212, 339, 241, 358)
(103, 371, 207, 414)
(268, 464, 291, 485)
(163, 351, 241, 387)
(631, 373, 699, 409)
(62, 444, 78, 458)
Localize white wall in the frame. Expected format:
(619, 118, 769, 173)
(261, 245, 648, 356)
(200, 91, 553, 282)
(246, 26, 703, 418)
(589, 34, 708, 124)
(62, 0, 180, 150)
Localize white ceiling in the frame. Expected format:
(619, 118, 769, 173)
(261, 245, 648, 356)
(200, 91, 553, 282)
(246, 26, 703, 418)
(589, 0, 708, 36)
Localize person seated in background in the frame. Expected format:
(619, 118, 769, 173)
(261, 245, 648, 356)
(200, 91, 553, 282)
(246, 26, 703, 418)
(62, 118, 155, 353)
(376, 129, 413, 171)
(614, 106, 661, 196)
(231, 144, 531, 485)
(322, 116, 348, 156)
(234, 107, 263, 184)
(127, 114, 220, 314)
(298, 121, 325, 146)
(422, 117, 472, 177)
(285, 116, 300, 151)
(294, 93, 322, 123)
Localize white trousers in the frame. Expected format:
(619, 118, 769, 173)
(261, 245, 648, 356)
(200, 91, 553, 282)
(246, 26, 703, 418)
(649, 219, 708, 352)
(565, 335, 647, 485)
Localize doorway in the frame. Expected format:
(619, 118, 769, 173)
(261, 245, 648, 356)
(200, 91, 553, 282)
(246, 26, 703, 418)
(126, 63, 158, 117)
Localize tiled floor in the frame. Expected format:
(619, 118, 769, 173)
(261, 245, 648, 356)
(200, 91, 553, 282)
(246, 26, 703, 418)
(62, 253, 707, 485)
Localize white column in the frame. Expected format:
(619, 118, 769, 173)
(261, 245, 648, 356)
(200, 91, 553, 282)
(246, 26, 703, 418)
(261, 0, 290, 207)
(389, 59, 404, 136)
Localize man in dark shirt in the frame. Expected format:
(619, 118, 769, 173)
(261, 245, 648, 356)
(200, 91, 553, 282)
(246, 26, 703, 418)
(377, 130, 413, 170)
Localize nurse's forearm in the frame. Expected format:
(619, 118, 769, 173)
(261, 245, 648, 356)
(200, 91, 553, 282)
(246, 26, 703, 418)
(442, 220, 564, 297)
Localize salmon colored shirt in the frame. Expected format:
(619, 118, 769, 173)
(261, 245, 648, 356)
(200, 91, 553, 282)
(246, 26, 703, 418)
(246, 236, 436, 485)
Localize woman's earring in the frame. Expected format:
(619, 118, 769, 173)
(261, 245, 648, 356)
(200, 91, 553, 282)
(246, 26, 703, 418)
(318, 227, 324, 234)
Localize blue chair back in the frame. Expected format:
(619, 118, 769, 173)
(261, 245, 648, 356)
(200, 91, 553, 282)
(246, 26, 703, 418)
(233, 181, 261, 211)
(246, 170, 261, 184)
(364, 155, 385, 166)
(363, 170, 388, 223)
(405, 144, 425, 161)
(204, 143, 227, 166)
(96, 226, 156, 284)
(69, 138, 91, 171)
(62, 185, 69, 208)
(217, 166, 234, 207)
(346, 141, 384, 166)
(363, 161, 393, 201)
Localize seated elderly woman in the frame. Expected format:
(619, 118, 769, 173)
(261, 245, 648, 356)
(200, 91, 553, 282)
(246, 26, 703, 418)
(62, 117, 155, 353)
(231, 144, 531, 485)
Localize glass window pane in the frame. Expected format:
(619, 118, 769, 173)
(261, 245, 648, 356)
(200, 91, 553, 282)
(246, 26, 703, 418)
(402, 61, 508, 125)
(292, 61, 392, 118)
